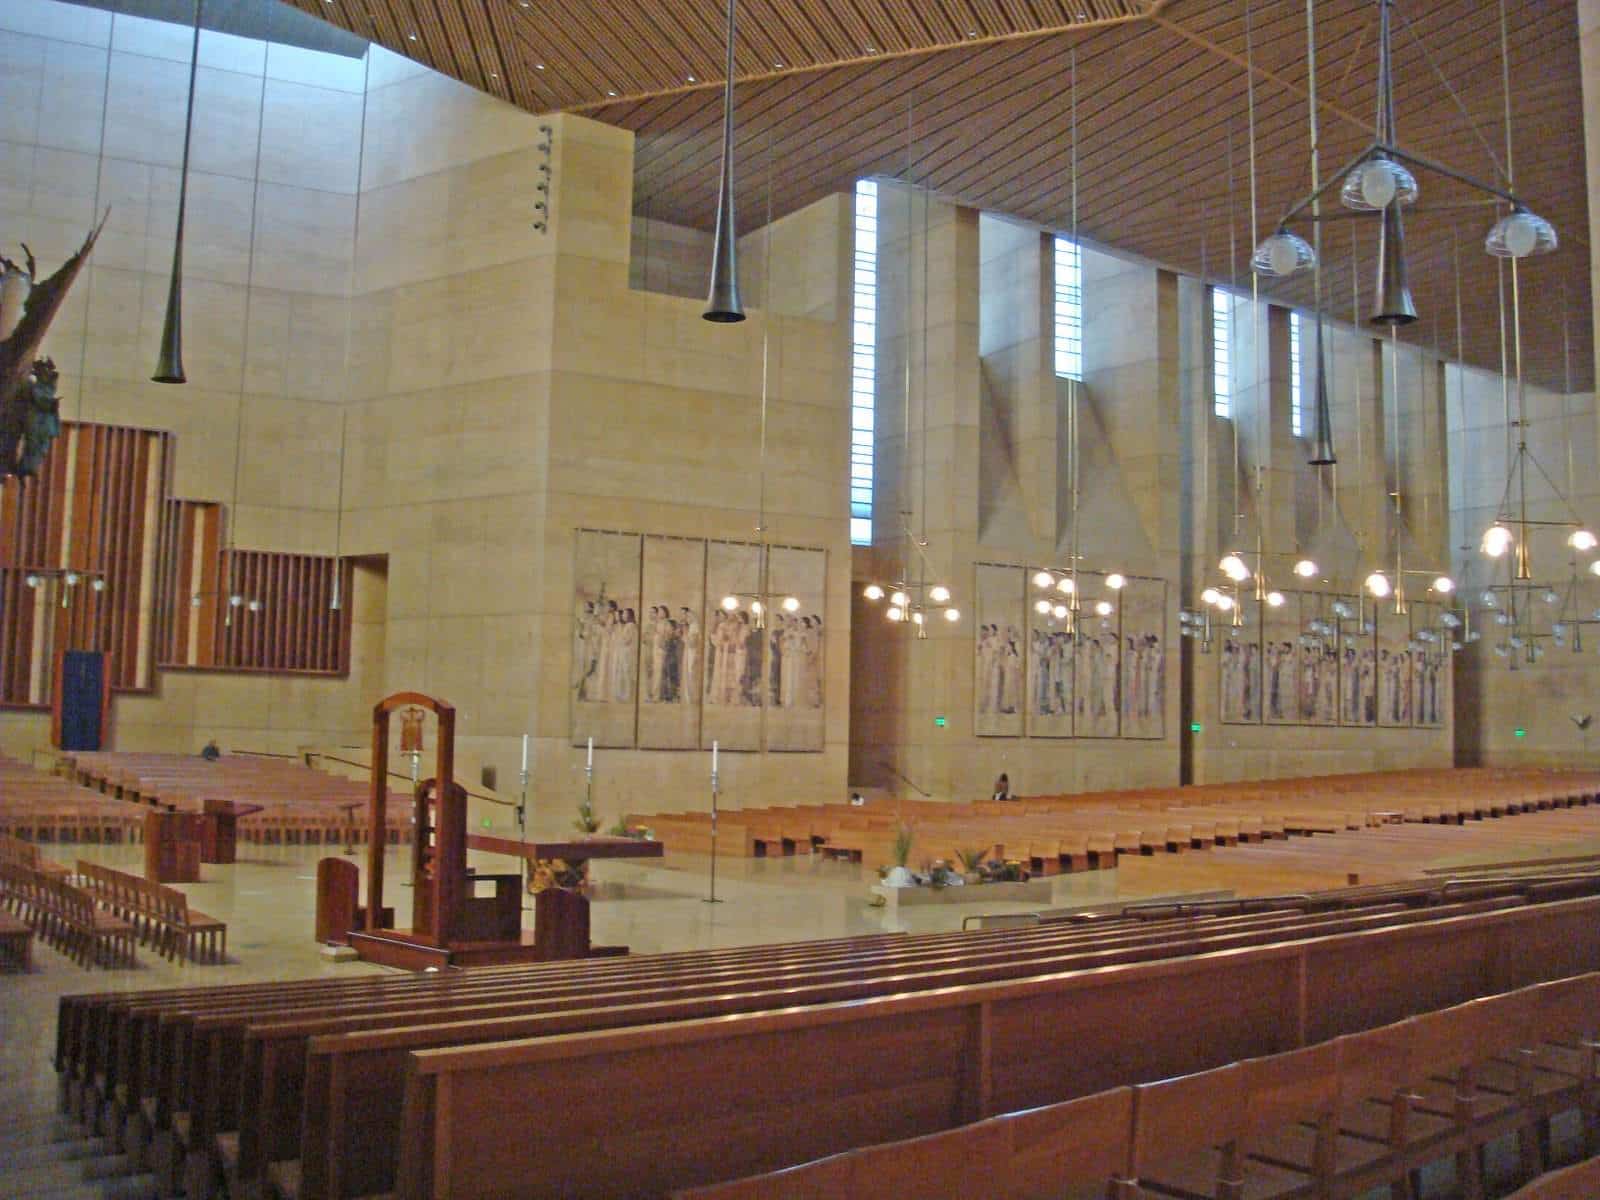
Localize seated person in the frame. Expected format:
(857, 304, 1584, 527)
(992, 772, 1013, 801)
(200, 739, 221, 762)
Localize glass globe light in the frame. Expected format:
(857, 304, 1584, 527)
(24, 573, 39, 588)
(863, 584, 884, 601)
(1589, 561, 1600, 578)
(1032, 570, 1054, 589)
(1034, 599, 1052, 615)
(1052, 603, 1069, 620)
(1508, 635, 1525, 650)
(890, 591, 910, 607)
(1265, 591, 1286, 608)
(721, 594, 739, 611)
(1440, 612, 1462, 629)
(230, 594, 245, 608)
(1201, 587, 1221, 606)
(1481, 590, 1498, 607)
(1452, 641, 1464, 652)
(1094, 600, 1113, 617)
(886, 606, 904, 622)
(1215, 594, 1235, 612)
(1105, 573, 1126, 590)
(63, 570, 80, 586)
(1553, 622, 1570, 638)
(1481, 523, 1513, 557)
(1495, 611, 1513, 626)
(1251, 229, 1316, 277)
(928, 585, 950, 604)
(91, 577, 105, 593)
(943, 607, 960, 622)
(782, 596, 800, 612)
(1543, 589, 1561, 605)
(1219, 553, 1250, 582)
(1364, 571, 1391, 599)
(1293, 559, 1318, 579)
(749, 600, 763, 616)
(1494, 643, 1511, 658)
(1055, 577, 1075, 595)
(1431, 576, 1454, 594)
(190, 593, 202, 608)
(1569, 529, 1598, 552)
(1331, 600, 1353, 620)
(1485, 207, 1557, 259)
(911, 610, 925, 625)
(1341, 156, 1418, 211)
(248, 599, 262, 613)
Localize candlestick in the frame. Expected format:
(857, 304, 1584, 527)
(586, 736, 593, 768)
(520, 733, 529, 775)
(712, 740, 718, 774)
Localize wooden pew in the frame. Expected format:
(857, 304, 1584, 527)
(0, 861, 136, 967)
(378, 895, 1600, 1200)
(77, 861, 226, 963)
(676, 974, 1600, 1200)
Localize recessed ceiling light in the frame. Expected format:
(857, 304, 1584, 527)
(864, 46, 877, 54)
(686, 75, 696, 82)
(534, 62, 545, 69)
(967, 29, 978, 37)
(606, 89, 617, 96)
(773, 60, 784, 68)
(490, 72, 498, 78)
(407, 32, 417, 40)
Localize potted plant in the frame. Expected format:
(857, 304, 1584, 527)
(955, 846, 988, 884)
(882, 823, 916, 888)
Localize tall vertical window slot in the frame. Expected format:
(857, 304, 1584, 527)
(850, 180, 878, 546)
(1054, 237, 1083, 380)
(1288, 311, 1306, 437)
(1211, 287, 1233, 419)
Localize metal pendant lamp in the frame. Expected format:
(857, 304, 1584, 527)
(1372, 200, 1417, 327)
(153, 0, 204, 383)
(702, 0, 745, 323)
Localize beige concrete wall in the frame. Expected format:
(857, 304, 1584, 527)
(0, 0, 370, 757)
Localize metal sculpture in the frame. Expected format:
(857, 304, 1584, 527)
(0, 219, 106, 481)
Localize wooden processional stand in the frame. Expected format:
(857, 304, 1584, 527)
(344, 692, 661, 969)
(347, 692, 529, 970)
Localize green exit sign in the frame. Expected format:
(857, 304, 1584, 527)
(934, 716, 947, 728)
(1190, 722, 1202, 733)
(1515, 727, 1527, 738)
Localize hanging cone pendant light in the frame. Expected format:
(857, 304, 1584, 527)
(153, 0, 204, 382)
(702, 0, 745, 323)
(1307, 311, 1337, 463)
(1371, 200, 1417, 326)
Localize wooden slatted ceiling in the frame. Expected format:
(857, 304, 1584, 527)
(285, 0, 1590, 389)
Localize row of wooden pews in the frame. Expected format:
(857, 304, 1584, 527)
(54, 873, 1600, 1199)
(0, 753, 144, 843)
(64, 751, 414, 847)
(629, 767, 1600, 873)
(1115, 807, 1600, 897)
(678, 972, 1600, 1200)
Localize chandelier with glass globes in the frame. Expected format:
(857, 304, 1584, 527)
(860, 513, 960, 640)
(860, 577, 959, 639)
(1252, 0, 1556, 317)
(1027, 566, 1121, 635)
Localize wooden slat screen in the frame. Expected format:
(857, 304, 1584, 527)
(155, 505, 353, 675)
(0, 422, 170, 707)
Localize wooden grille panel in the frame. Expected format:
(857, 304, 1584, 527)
(157, 499, 352, 675)
(0, 423, 168, 707)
